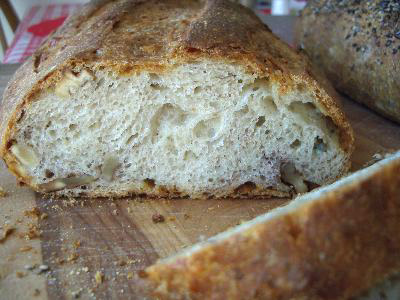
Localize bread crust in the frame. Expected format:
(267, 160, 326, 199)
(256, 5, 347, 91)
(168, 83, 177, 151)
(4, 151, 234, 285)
(0, 0, 354, 196)
(295, 0, 400, 123)
(140, 152, 400, 299)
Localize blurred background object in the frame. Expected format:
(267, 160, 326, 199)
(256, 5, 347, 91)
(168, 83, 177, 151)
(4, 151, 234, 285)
(0, 0, 86, 62)
(1, 0, 307, 63)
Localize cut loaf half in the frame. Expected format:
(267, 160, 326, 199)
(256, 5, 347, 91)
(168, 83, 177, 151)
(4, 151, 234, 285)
(0, 0, 354, 198)
(140, 151, 400, 299)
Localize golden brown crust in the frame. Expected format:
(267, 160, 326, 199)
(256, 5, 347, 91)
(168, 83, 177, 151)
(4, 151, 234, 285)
(141, 152, 400, 299)
(0, 0, 354, 195)
(295, 0, 400, 123)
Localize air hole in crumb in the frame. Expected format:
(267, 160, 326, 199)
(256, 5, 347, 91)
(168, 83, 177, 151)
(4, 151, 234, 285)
(126, 133, 138, 145)
(69, 124, 77, 131)
(296, 83, 306, 92)
(45, 169, 54, 178)
(256, 116, 266, 127)
(143, 178, 155, 189)
(265, 129, 271, 135)
(89, 122, 100, 131)
(150, 83, 165, 91)
(208, 178, 213, 182)
(238, 79, 243, 83)
(149, 73, 160, 81)
(95, 78, 105, 90)
(235, 181, 256, 194)
(290, 139, 301, 149)
(262, 96, 277, 113)
(194, 86, 201, 94)
(183, 150, 197, 161)
(193, 117, 221, 139)
(49, 130, 56, 137)
(313, 137, 327, 154)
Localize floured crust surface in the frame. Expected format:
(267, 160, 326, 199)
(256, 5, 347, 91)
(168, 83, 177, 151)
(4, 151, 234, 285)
(140, 152, 400, 299)
(0, 0, 354, 197)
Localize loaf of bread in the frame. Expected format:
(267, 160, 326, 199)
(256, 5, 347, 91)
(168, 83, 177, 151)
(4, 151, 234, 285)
(296, 0, 400, 123)
(140, 151, 400, 300)
(0, 0, 353, 198)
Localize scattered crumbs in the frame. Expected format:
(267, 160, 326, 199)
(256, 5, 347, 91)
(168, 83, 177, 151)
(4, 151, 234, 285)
(56, 257, 65, 264)
(25, 265, 35, 270)
(117, 260, 126, 266)
(183, 213, 190, 220)
(20, 245, 33, 252)
(207, 206, 215, 211)
(67, 252, 79, 262)
(0, 186, 7, 197)
(24, 224, 41, 240)
(127, 259, 139, 265)
(95, 271, 104, 284)
(82, 266, 89, 272)
(0, 225, 15, 243)
(112, 209, 118, 216)
(16, 271, 25, 278)
(40, 213, 48, 220)
(152, 213, 165, 223)
(33, 289, 40, 297)
(364, 151, 395, 167)
(88, 288, 95, 298)
(71, 289, 82, 299)
(127, 272, 134, 280)
(24, 207, 41, 218)
(38, 265, 49, 273)
(167, 216, 176, 222)
(73, 240, 81, 249)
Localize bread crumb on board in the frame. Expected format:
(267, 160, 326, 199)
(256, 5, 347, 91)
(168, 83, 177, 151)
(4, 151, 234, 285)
(95, 271, 104, 284)
(0, 225, 15, 243)
(16, 271, 25, 278)
(0, 186, 7, 197)
(363, 151, 395, 167)
(20, 245, 33, 252)
(152, 213, 165, 223)
(24, 207, 48, 220)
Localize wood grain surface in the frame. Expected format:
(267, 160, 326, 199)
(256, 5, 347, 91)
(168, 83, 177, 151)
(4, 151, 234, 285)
(1, 17, 400, 300)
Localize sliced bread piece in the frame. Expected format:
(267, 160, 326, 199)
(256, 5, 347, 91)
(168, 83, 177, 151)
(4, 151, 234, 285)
(0, 0, 353, 198)
(140, 151, 400, 299)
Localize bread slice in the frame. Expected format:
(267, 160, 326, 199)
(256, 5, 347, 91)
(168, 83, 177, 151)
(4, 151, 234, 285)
(140, 151, 400, 299)
(0, 0, 353, 198)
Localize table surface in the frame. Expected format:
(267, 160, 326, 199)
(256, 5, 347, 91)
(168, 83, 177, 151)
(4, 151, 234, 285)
(1, 17, 400, 300)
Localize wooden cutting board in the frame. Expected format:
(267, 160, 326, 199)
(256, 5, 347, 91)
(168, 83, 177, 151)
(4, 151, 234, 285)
(1, 18, 400, 300)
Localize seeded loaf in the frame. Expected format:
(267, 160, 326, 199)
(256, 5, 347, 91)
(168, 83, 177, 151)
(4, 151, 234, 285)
(0, 0, 353, 198)
(296, 0, 400, 123)
(140, 151, 400, 300)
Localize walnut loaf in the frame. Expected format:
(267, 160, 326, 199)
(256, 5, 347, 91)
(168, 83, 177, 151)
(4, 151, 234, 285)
(296, 0, 400, 123)
(141, 151, 400, 300)
(0, 0, 353, 198)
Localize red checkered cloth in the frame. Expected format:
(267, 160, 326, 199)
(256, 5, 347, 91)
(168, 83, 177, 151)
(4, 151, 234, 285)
(3, 4, 82, 64)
